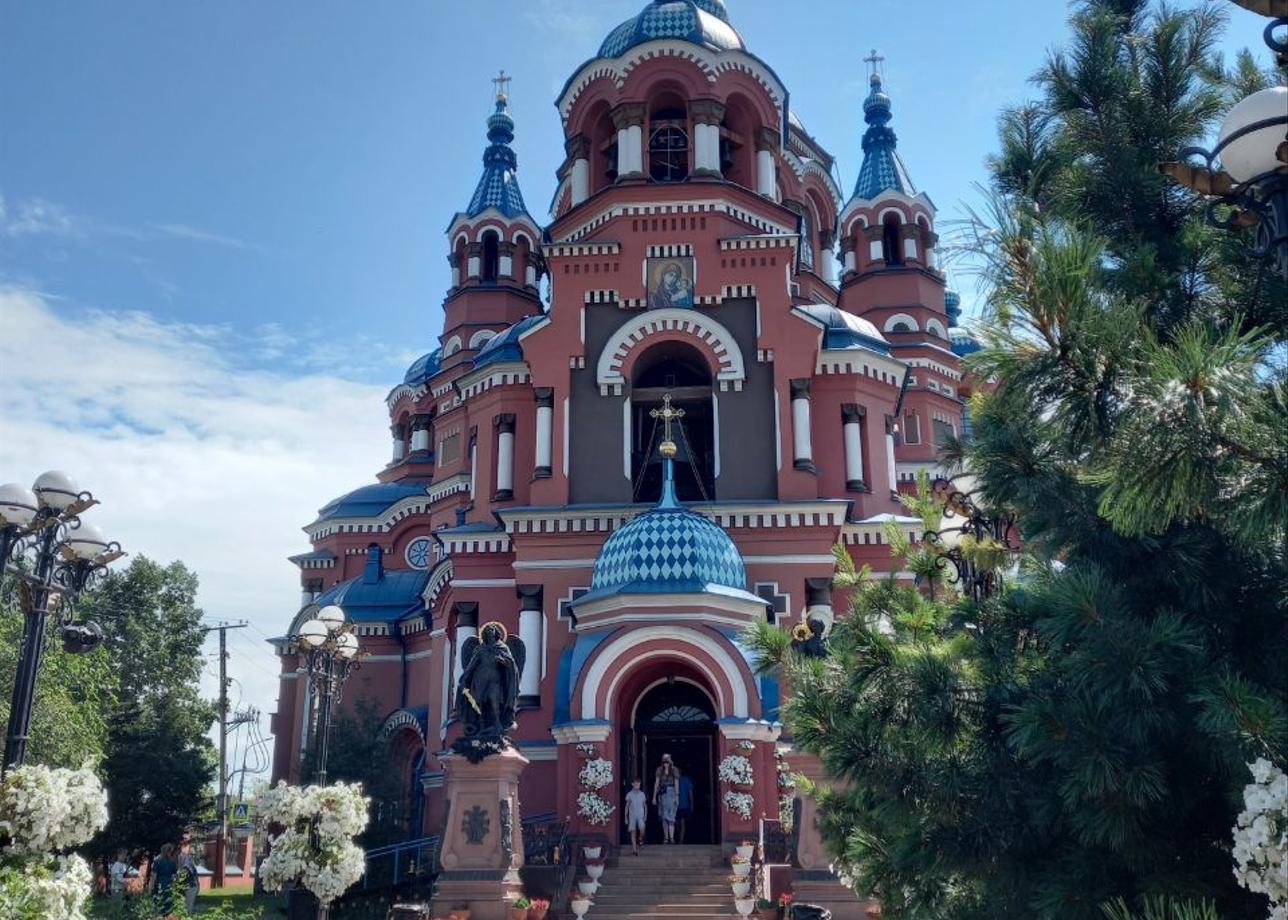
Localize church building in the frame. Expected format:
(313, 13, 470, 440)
(270, 0, 975, 905)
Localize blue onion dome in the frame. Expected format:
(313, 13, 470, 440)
(950, 327, 982, 358)
(586, 460, 748, 599)
(403, 348, 442, 386)
(944, 290, 962, 326)
(599, 0, 746, 59)
(474, 313, 546, 369)
(465, 87, 531, 220)
(851, 71, 915, 202)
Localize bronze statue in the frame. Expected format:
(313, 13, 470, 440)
(791, 616, 829, 658)
(453, 621, 526, 761)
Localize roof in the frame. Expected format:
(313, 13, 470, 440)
(315, 482, 429, 522)
(462, 96, 531, 221)
(311, 569, 429, 623)
(403, 348, 442, 387)
(598, 0, 745, 59)
(573, 456, 761, 608)
(850, 73, 916, 202)
(793, 304, 891, 355)
(473, 313, 547, 370)
(950, 327, 982, 357)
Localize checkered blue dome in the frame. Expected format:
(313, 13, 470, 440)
(464, 98, 531, 220)
(588, 460, 747, 596)
(599, 0, 745, 59)
(850, 73, 916, 203)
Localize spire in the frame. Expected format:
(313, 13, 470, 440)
(464, 72, 531, 220)
(650, 394, 685, 511)
(850, 52, 916, 202)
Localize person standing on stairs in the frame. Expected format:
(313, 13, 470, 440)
(658, 771, 679, 843)
(625, 777, 648, 856)
(676, 769, 695, 844)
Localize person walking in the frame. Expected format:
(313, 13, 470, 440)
(150, 843, 179, 912)
(178, 833, 201, 913)
(676, 769, 695, 844)
(657, 772, 679, 844)
(108, 850, 128, 897)
(624, 778, 648, 856)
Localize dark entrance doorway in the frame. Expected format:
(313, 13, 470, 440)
(618, 678, 719, 845)
(630, 341, 716, 503)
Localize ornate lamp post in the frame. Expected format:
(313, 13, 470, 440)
(921, 477, 1019, 602)
(0, 471, 124, 773)
(1160, 3, 1288, 277)
(290, 604, 361, 786)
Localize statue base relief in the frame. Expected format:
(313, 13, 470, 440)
(432, 747, 529, 920)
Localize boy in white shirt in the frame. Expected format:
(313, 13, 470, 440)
(624, 778, 648, 856)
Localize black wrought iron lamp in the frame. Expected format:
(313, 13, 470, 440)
(1160, 3, 1288, 277)
(289, 604, 361, 787)
(0, 471, 124, 772)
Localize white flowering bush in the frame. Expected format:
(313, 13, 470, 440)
(0, 764, 107, 854)
(736, 740, 756, 751)
(578, 757, 614, 791)
(576, 791, 615, 826)
(575, 743, 597, 756)
(0, 764, 105, 920)
(259, 780, 370, 906)
(718, 754, 753, 785)
(1232, 758, 1288, 918)
(723, 791, 754, 820)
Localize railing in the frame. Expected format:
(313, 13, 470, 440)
(760, 816, 793, 865)
(361, 835, 439, 891)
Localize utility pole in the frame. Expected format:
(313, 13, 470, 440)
(203, 620, 248, 889)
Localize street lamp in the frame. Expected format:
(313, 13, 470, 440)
(289, 604, 361, 787)
(0, 471, 124, 773)
(1160, 5, 1288, 277)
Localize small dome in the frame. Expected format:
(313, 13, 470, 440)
(474, 313, 547, 369)
(795, 304, 891, 355)
(403, 348, 442, 386)
(599, 0, 746, 59)
(316, 482, 429, 522)
(590, 501, 747, 596)
(311, 569, 429, 623)
(944, 290, 962, 326)
(950, 327, 982, 357)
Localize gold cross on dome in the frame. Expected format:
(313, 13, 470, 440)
(650, 393, 685, 444)
(493, 69, 511, 104)
(863, 49, 885, 78)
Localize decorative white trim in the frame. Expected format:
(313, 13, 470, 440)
(513, 558, 596, 570)
(718, 235, 796, 251)
(596, 308, 747, 395)
(498, 500, 848, 534)
(555, 198, 794, 246)
(552, 722, 613, 744)
(453, 361, 532, 401)
(439, 533, 512, 556)
(451, 577, 517, 588)
(883, 313, 920, 333)
(925, 318, 948, 339)
(386, 383, 428, 410)
(546, 242, 621, 258)
(468, 329, 497, 349)
(645, 242, 693, 258)
(717, 721, 782, 742)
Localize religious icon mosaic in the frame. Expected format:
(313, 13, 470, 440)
(646, 256, 696, 309)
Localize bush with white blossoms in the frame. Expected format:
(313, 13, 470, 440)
(1232, 758, 1288, 918)
(576, 790, 616, 826)
(723, 790, 754, 820)
(259, 781, 371, 907)
(718, 754, 753, 785)
(0, 764, 107, 920)
(578, 757, 614, 791)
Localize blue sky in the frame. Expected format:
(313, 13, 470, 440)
(0, 0, 1274, 776)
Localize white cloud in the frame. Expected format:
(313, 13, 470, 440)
(0, 286, 390, 779)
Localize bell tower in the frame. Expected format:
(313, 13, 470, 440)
(442, 74, 544, 372)
(836, 55, 963, 486)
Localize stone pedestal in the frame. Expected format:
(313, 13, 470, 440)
(431, 747, 529, 920)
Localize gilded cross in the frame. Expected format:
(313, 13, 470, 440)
(493, 69, 511, 105)
(863, 49, 885, 78)
(650, 394, 685, 444)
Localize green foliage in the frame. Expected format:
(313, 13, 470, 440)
(1101, 895, 1220, 920)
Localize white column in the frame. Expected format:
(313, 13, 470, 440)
(904, 238, 918, 261)
(495, 414, 516, 500)
(411, 415, 431, 453)
(525, 263, 538, 287)
(499, 254, 513, 277)
(467, 255, 480, 277)
(885, 416, 898, 492)
(517, 586, 542, 702)
(790, 379, 814, 471)
(842, 404, 865, 489)
(452, 609, 478, 703)
(757, 148, 775, 196)
(300, 588, 312, 608)
(571, 158, 589, 204)
(616, 127, 631, 177)
(451, 264, 460, 286)
(534, 389, 553, 477)
(628, 124, 644, 174)
(844, 249, 857, 273)
(390, 423, 406, 463)
(818, 246, 837, 283)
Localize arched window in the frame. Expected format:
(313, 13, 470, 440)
(481, 230, 500, 282)
(649, 107, 689, 183)
(882, 213, 903, 266)
(630, 341, 715, 502)
(469, 329, 496, 350)
(786, 202, 815, 270)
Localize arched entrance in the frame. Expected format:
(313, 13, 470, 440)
(617, 665, 719, 845)
(630, 340, 716, 503)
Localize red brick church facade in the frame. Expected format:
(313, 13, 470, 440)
(270, 0, 974, 904)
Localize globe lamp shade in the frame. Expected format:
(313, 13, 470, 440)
(336, 632, 359, 660)
(0, 483, 39, 527)
(317, 604, 346, 631)
(65, 522, 109, 560)
(33, 470, 80, 511)
(1217, 86, 1288, 184)
(298, 619, 327, 648)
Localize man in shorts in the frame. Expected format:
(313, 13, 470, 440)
(624, 777, 648, 855)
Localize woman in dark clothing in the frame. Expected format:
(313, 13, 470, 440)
(151, 842, 179, 910)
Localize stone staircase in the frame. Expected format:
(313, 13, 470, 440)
(586, 844, 739, 918)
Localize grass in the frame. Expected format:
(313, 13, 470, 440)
(89, 888, 288, 918)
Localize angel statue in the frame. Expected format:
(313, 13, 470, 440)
(452, 621, 526, 761)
